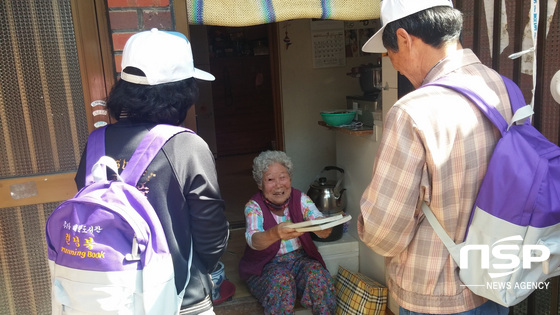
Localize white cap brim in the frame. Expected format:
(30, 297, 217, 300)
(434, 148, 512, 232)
(362, 26, 387, 53)
(362, 0, 453, 53)
(193, 68, 215, 81)
(121, 68, 215, 85)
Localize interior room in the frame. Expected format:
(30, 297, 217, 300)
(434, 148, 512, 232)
(190, 21, 391, 313)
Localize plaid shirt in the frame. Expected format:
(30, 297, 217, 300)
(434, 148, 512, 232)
(358, 49, 513, 314)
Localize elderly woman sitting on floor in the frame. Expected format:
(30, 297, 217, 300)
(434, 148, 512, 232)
(238, 150, 336, 315)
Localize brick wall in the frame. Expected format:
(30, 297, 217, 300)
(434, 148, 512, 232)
(107, 0, 174, 74)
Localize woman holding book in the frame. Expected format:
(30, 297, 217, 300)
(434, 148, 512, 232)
(238, 150, 336, 314)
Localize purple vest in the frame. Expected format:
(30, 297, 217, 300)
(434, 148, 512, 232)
(238, 188, 326, 280)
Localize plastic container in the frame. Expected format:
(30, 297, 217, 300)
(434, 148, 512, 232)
(320, 110, 355, 126)
(314, 233, 359, 276)
(211, 261, 225, 300)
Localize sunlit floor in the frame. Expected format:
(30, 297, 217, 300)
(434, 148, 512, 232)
(219, 228, 251, 300)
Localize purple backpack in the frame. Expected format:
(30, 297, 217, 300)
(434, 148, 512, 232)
(45, 124, 193, 314)
(421, 76, 560, 307)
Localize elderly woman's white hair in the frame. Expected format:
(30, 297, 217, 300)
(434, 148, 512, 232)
(252, 150, 294, 187)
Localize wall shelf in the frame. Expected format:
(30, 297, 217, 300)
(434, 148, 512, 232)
(318, 121, 373, 136)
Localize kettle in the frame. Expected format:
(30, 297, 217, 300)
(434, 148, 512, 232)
(307, 166, 346, 216)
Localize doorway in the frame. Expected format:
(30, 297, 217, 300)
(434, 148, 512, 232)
(191, 24, 282, 227)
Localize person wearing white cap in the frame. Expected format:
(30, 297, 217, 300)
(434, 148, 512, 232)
(75, 28, 229, 315)
(358, 1, 511, 314)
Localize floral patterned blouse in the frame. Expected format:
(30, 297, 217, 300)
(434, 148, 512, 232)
(245, 193, 323, 255)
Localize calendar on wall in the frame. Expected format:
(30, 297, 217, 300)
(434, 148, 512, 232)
(311, 20, 345, 68)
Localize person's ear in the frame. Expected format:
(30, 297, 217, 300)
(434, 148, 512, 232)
(395, 28, 412, 51)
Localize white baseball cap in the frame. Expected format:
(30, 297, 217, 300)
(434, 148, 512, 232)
(362, 0, 453, 53)
(121, 28, 215, 85)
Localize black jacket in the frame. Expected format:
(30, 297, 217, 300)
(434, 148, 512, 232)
(75, 120, 229, 310)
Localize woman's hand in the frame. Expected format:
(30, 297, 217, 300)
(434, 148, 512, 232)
(251, 222, 303, 250)
(313, 227, 333, 239)
(275, 222, 304, 241)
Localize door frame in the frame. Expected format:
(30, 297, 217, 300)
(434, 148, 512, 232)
(0, 0, 114, 208)
(72, 0, 115, 133)
(174, 3, 284, 150)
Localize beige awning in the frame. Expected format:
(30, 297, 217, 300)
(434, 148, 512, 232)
(187, 0, 380, 26)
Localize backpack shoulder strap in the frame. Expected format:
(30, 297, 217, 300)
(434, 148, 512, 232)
(120, 124, 194, 186)
(501, 75, 525, 113)
(423, 75, 533, 135)
(421, 202, 457, 247)
(424, 77, 508, 134)
(84, 124, 193, 186)
(85, 126, 107, 185)
(501, 76, 534, 128)
(122, 124, 196, 299)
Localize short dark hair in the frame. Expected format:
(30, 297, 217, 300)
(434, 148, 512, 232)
(382, 6, 462, 52)
(107, 67, 199, 125)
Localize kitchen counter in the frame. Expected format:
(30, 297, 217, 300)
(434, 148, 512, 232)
(318, 121, 373, 136)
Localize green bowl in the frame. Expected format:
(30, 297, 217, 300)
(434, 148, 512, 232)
(320, 110, 355, 126)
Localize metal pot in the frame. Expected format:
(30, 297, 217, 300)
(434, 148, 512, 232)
(307, 166, 346, 216)
(359, 63, 382, 97)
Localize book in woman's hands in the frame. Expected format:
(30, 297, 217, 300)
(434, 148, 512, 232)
(284, 214, 352, 232)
